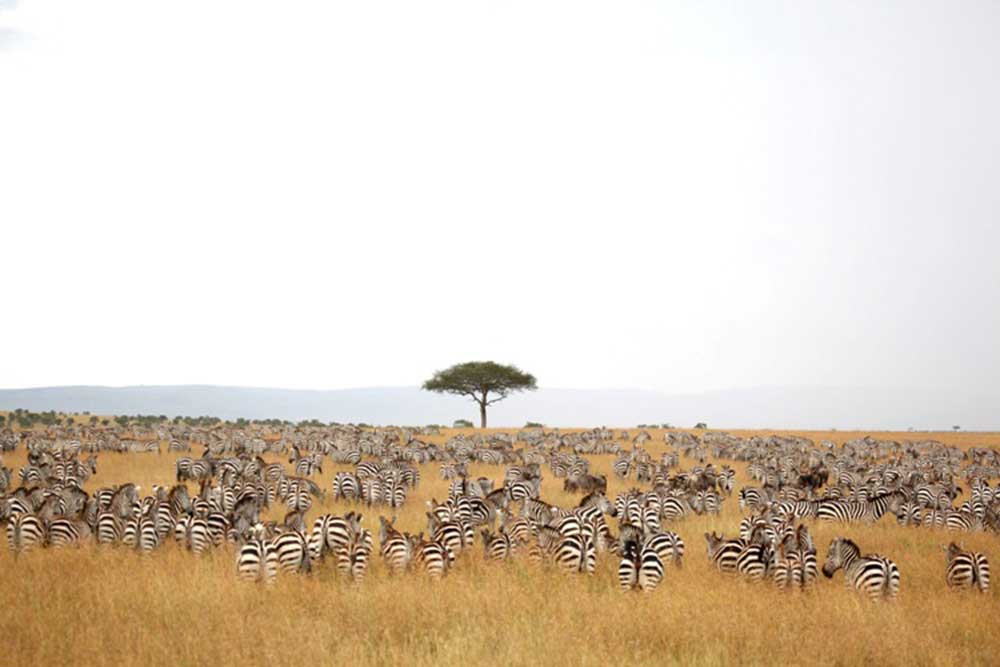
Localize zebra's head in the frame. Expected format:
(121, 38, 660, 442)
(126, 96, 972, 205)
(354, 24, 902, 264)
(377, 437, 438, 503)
(822, 537, 859, 578)
(704, 531, 724, 557)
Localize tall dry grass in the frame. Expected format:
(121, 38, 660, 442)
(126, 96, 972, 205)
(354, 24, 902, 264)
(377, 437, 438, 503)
(1, 429, 999, 666)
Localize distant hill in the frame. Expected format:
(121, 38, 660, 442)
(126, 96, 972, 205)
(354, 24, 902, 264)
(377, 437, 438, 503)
(0, 384, 995, 430)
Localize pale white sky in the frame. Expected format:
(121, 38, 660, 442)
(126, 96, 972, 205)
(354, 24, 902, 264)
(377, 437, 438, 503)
(1, 1, 998, 398)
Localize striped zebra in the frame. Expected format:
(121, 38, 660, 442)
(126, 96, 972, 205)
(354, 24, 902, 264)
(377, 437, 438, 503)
(309, 512, 363, 561)
(618, 539, 664, 592)
(481, 528, 513, 561)
(383, 480, 407, 509)
(179, 516, 214, 555)
(336, 529, 373, 582)
(893, 501, 923, 527)
(95, 511, 124, 545)
(555, 534, 596, 574)
(123, 516, 159, 553)
(736, 542, 771, 582)
(944, 543, 989, 592)
(612, 456, 631, 479)
(519, 498, 559, 527)
(506, 480, 540, 502)
(6, 513, 46, 554)
(360, 478, 383, 506)
(771, 527, 817, 591)
(237, 535, 278, 584)
(356, 461, 383, 481)
(499, 510, 534, 547)
(294, 455, 323, 477)
(427, 513, 472, 560)
(660, 496, 693, 522)
(284, 487, 313, 513)
(943, 511, 982, 532)
(412, 535, 450, 578)
(643, 531, 684, 568)
(46, 518, 92, 548)
(718, 467, 735, 495)
(822, 537, 900, 601)
(705, 532, 744, 574)
(332, 472, 361, 502)
(692, 490, 722, 515)
(738, 487, 768, 512)
(378, 516, 413, 574)
(816, 498, 892, 523)
(272, 530, 312, 574)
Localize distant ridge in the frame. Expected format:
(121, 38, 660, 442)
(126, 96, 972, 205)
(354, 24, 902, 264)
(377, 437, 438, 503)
(0, 384, 995, 430)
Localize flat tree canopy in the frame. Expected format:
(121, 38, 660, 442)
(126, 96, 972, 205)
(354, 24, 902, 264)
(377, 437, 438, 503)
(422, 361, 537, 428)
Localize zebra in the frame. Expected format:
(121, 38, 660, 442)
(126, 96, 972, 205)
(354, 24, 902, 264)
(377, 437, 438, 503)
(705, 532, 744, 574)
(336, 529, 373, 582)
(412, 535, 450, 578)
(95, 511, 124, 545)
(692, 490, 722, 515)
(520, 498, 559, 527)
(309, 512, 363, 561)
(643, 531, 684, 568)
(944, 511, 982, 532)
(736, 542, 771, 582)
(618, 539, 664, 592)
(180, 516, 214, 555)
(505, 480, 540, 502)
(46, 518, 92, 548)
(360, 478, 384, 506)
(944, 543, 989, 592)
(272, 530, 312, 574)
(892, 501, 923, 527)
(332, 472, 361, 502)
(822, 537, 900, 601)
(481, 528, 513, 561)
(356, 461, 383, 481)
(499, 510, 534, 547)
(123, 516, 159, 553)
(426, 513, 471, 560)
(378, 515, 413, 574)
(294, 455, 323, 477)
(6, 512, 46, 554)
(771, 528, 817, 591)
(660, 496, 693, 522)
(815, 500, 873, 523)
(284, 487, 313, 513)
(555, 534, 596, 574)
(383, 480, 407, 509)
(236, 533, 278, 584)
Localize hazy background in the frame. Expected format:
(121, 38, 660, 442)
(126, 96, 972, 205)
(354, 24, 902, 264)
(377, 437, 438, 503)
(1, 2, 997, 428)
(0, 385, 993, 430)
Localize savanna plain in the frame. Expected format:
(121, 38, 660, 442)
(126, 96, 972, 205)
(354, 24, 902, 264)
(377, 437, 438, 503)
(2, 426, 999, 667)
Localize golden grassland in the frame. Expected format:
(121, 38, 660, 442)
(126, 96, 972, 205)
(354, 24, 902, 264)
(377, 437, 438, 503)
(2, 428, 1000, 666)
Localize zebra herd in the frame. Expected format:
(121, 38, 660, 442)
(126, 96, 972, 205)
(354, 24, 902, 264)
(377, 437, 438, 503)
(1, 425, 998, 603)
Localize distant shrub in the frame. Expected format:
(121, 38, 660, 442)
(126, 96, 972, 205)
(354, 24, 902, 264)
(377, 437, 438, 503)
(694, 422, 707, 429)
(453, 419, 474, 428)
(525, 422, 545, 428)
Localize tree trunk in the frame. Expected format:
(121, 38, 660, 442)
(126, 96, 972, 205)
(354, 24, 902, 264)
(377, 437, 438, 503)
(479, 401, 487, 429)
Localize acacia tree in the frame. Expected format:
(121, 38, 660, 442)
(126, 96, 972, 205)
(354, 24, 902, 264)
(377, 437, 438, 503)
(422, 361, 537, 429)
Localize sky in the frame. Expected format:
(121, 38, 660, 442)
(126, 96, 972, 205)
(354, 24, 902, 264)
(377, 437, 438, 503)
(1, 1, 998, 404)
